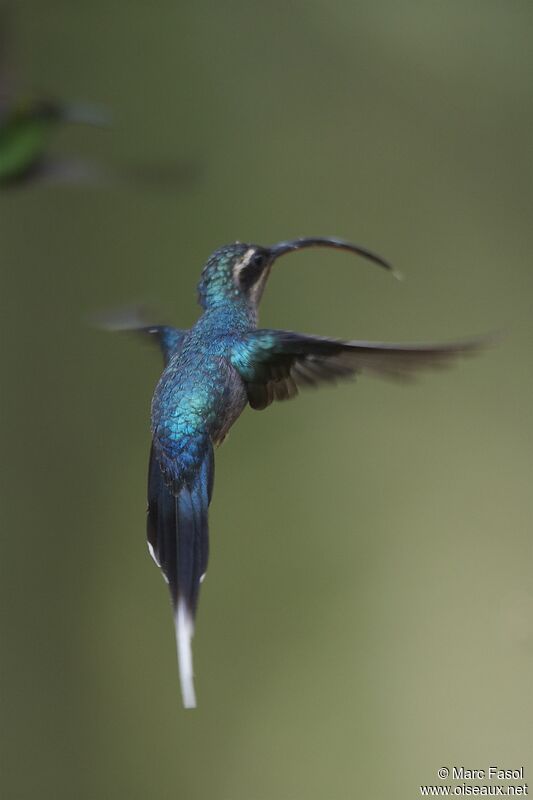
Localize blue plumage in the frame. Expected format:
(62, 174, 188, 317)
(109, 236, 485, 707)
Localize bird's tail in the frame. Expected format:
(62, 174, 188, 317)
(147, 436, 214, 709)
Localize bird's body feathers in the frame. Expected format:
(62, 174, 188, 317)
(106, 236, 488, 707)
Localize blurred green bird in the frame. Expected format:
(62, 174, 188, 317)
(0, 94, 109, 186)
(0, 7, 199, 190)
(0, 5, 108, 187)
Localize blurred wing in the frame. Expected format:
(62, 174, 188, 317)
(32, 159, 202, 193)
(29, 156, 107, 185)
(0, 156, 111, 188)
(231, 329, 487, 410)
(94, 305, 186, 366)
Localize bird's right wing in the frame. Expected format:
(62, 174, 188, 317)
(231, 329, 488, 410)
(94, 305, 186, 366)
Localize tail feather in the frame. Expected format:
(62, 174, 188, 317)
(175, 597, 196, 709)
(147, 437, 214, 708)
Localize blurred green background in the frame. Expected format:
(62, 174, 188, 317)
(1, 2, 532, 798)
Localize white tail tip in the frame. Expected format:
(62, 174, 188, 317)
(175, 598, 197, 709)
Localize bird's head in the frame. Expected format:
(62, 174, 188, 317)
(197, 243, 273, 311)
(197, 237, 394, 312)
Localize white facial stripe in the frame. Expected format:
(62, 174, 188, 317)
(248, 268, 269, 304)
(232, 248, 256, 280)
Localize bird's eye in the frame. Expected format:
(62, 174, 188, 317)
(238, 251, 269, 289)
(249, 252, 268, 270)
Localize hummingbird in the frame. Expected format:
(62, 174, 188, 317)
(0, 9, 199, 190)
(107, 236, 485, 708)
(0, 94, 109, 186)
(0, 91, 201, 189)
(0, 5, 109, 186)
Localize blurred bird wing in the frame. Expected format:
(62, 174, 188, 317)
(94, 305, 186, 365)
(231, 329, 488, 410)
(25, 156, 108, 185)
(0, 155, 111, 188)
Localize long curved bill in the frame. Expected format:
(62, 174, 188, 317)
(268, 236, 396, 274)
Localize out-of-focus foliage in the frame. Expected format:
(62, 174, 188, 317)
(1, 2, 531, 799)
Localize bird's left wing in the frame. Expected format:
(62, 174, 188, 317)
(231, 329, 487, 410)
(94, 306, 186, 365)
